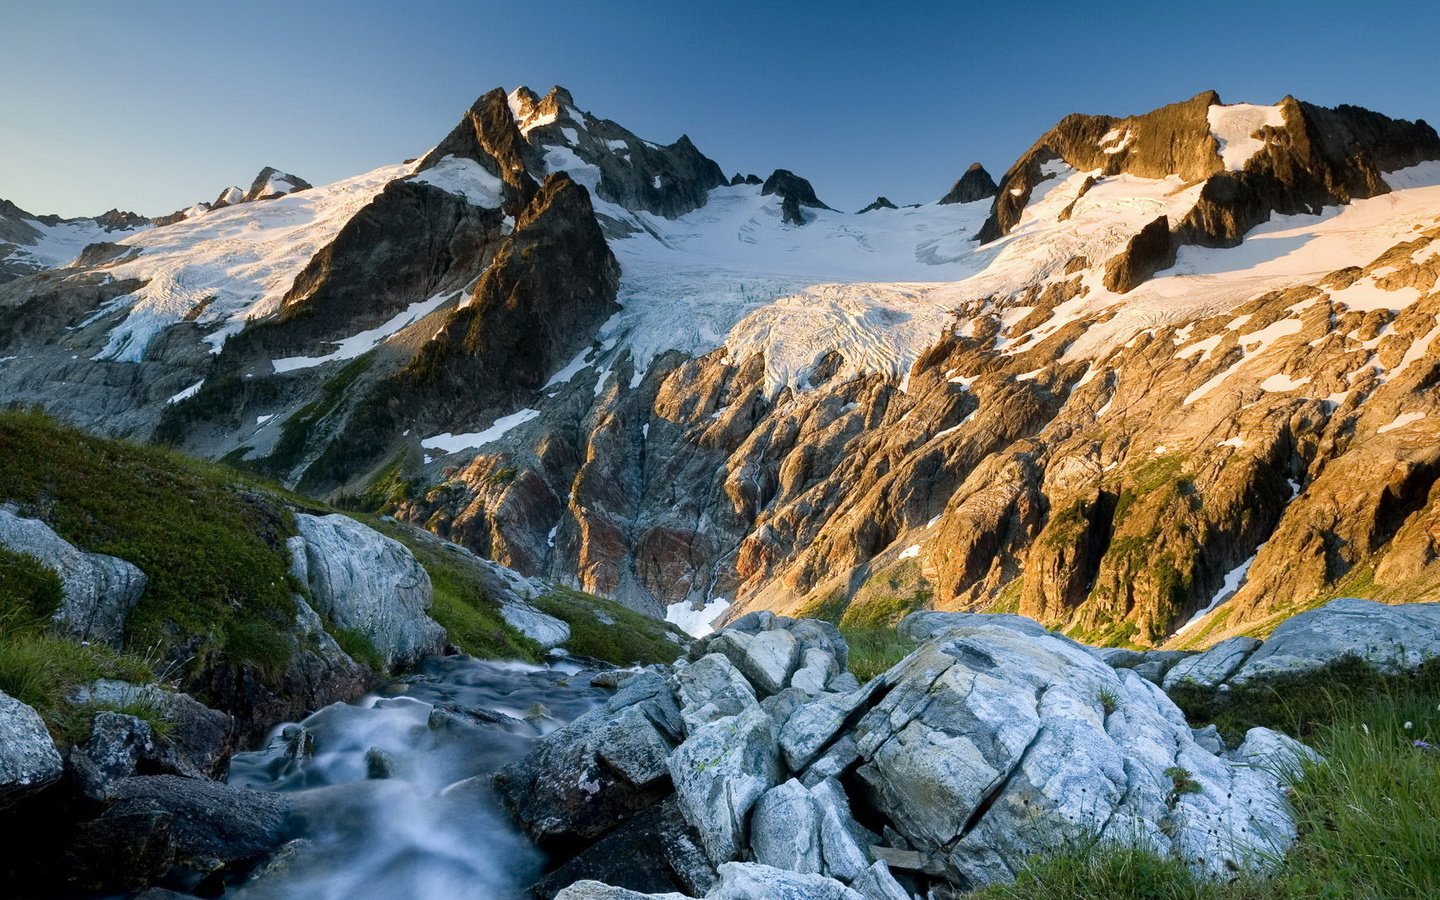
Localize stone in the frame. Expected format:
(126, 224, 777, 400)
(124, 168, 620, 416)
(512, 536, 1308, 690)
(289, 514, 447, 669)
(711, 628, 799, 697)
(789, 646, 839, 696)
(64, 775, 295, 892)
(0, 508, 146, 645)
(849, 622, 1307, 886)
(0, 691, 63, 808)
(1163, 636, 1262, 690)
(850, 860, 912, 900)
(779, 681, 881, 772)
(74, 680, 234, 779)
(800, 733, 862, 788)
(708, 862, 864, 900)
(667, 704, 782, 865)
(364, 746, 394, 779)
(811, 776, 874, 881)
(533, 797, 715, 898)
(498, 599, 571, 648)
(69, 712, 157, 801)
(495, 673, 680, 849)
(750, 779, 822, 874)
(674, 652, 757, 733)
(554, 884, 689, 900)
(1230, 599, 1440, 684)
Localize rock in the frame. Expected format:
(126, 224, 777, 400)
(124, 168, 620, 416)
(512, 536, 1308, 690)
(667, 704, 782, 865)
(495, 672, 680, 850)
(68, 712, 157, 801)
(851, 860, 911, 900)
(1229, 725, 1322, 771)
(800, 733, 862, 787)
(63, 775, 296, 892)
(554, 884, 689, 900)
(711, 628, 799, 697)
(532, 796, 715, 898)
(751, 779, 822, 874)
(1229, 598, 1440, 684)
(857, 197, 898, 214)
(938, 163, 999, 205)
(1190, 724, 1225, 754)
(899, 610, 1058, 643)
(289, 514, 447, 669)
(675, 652, 758, 733)
(1102, 214, 1175, 293)
(849, 621, 1304, 886)
(1163, 636, 1262, 690)
(498, 599, 571, 648)
(364, 746, 394, 779)
(0, 691, 63, 809)
(761, 169, 830, 225)
(73, 680, 234, 779)
(708, 862, 864, 900)
(241, 166, 312, 202)
(779, 681, 882, 772)
(0, 507, 146, 645)
(810, 776, 873, 881)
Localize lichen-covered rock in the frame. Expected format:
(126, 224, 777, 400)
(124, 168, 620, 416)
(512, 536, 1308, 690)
(289, 514, 446, 669)
(708, 862, 863, 900)
(1229, 598, 1440, 684)
(675, 653, 758, 733)
(1163, 636, 1261, 690)
(73, 680, 234, 779)
(667, 704, 782, 865)
(852, 620, 1302, 886)
(0, 508, 145, 645)
(0, 691, 62, 809)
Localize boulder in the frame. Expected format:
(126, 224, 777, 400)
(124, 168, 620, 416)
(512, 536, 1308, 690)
(0, 508, 146, 645)
(498, 599, 571, 648)
(850, 620, 1304, 885)
(710, 628, 799, 697)
(1229, 598, 1440, 684)
(495, 671, 681, 849)
(751, 779, 822, 874)
(68, 712, 158, 801)
(534, 797, 715, 898)
(667, 704, 782, 865)
(778, 680, 882, 772)
(73, 680, 234, 779)
(1163, 636, 1262, 690)
(674, 653, 758, 733)
(708, 862, 863, 899)
(63, 775, 296, 892)
(289, 514, 447, 669)
(0, 691, 63, 809)
(850, 860, 911, 900)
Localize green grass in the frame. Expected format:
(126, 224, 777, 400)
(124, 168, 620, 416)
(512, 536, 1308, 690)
(0, 606, 161, 743)
(842, 626, 915, 682)
(0, 409, 300, 674)
(0, 546, 63, 622)
(533, 586, 686, 666)
(970, 660, 1440, 899)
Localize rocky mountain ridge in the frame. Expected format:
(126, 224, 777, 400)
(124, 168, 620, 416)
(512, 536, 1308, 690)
(3, 86, 1440, 650)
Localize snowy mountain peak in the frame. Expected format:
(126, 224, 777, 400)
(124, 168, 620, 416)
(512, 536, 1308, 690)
(242, 167, 313, 203)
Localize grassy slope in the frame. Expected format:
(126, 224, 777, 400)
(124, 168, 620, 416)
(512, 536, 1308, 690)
(971, 659, 1440, 899)
(534, 586, 688, 667)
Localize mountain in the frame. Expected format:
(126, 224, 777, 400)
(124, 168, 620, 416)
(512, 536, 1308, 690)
(3, 86, 1440, 652)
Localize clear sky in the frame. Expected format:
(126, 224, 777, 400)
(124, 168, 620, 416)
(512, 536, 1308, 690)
(3, 0, 1439, 217)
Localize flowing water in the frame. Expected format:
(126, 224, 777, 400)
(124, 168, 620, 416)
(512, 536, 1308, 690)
(225, 655, 610, 899)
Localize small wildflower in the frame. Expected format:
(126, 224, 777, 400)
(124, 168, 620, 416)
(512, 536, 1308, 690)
(1416, 739, 1438, 753)
(1404, 721, 1413, 730)
(1361, 723, 1369, 734)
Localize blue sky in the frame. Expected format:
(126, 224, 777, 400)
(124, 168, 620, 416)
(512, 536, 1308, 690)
(3, 0, 1439, 217)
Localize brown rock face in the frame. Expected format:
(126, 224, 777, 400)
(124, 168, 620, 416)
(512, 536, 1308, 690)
(417, 87, 542, 211)
(938, 163, 999, 205)
(1103, 215, 1175, 294)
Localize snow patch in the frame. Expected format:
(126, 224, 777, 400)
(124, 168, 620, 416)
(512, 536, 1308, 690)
(1207, 103, 1286, 172)
(665, 597, 731, 638)
(1377, 411, 1426, 434)
(421, 408, 541, 455)
(272, 291, 456, 372)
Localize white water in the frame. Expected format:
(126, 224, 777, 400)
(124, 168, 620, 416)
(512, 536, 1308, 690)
(227, 655, 609, 899)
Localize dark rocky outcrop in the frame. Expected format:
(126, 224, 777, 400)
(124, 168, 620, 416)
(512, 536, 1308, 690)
(1102, 214, 1176, 293)
(730, 173, 763, 186)
(418, 87, 544, 211)
(938, 163, 998, 205)
(857, 197, 897, 214)
(762, 169, 831, 225)
(241, 167, 312, 203)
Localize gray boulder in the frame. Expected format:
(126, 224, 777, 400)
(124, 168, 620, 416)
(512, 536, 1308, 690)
(69, 712, 158, 800)
(850, 861, 911, 900)
(1163, 636, 1262, 691)
(0, 508, 146, 645)
(495, 671, 681, 849)
(675, 653, 758, 733)
(555, 885, 688, 900)
(711, 628, 799, 697)
(850, 620, 1303, 885)
(751, 779, 822, 874)
(498, 599, 571, 648)
(709, 862, 863, 899)
(289, 514, 446, 669)
(1230, 598, 1440, 684)
(0, 691, 62, 808)
(667, 704, 782, 865)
